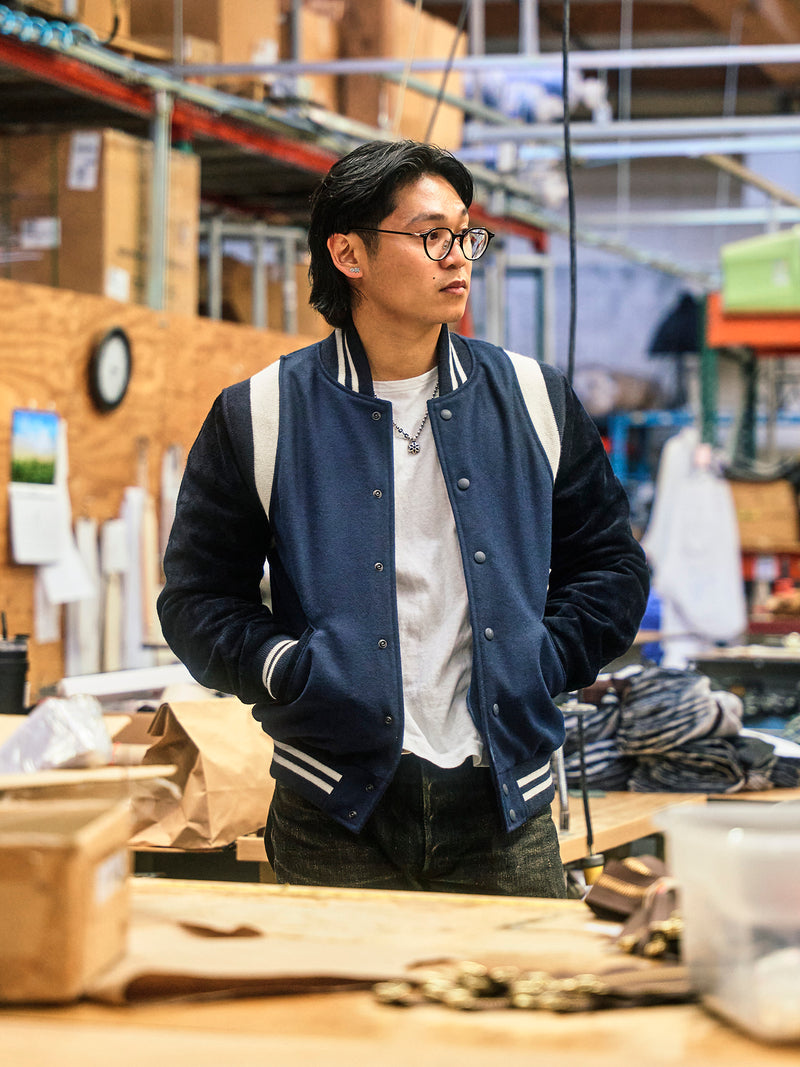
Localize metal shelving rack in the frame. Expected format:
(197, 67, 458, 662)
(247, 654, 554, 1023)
(0, 13, 559, 329)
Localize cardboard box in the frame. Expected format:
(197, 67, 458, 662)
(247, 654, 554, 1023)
(29, 1, 131, 40)
(129, 0, 279, 65)
(728, 478, 800, 551)
(0, 129, 200, 316)
(0, 798, 131, 1002)
(281, 5, 341, 112)
(133, 33, 220, 68)
(340, 0, 466, 147)
(721, 227, 800, 313)
(199, 255, 327, 339)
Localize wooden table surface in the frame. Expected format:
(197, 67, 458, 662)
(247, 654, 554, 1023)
(1, 878, 796, 1067)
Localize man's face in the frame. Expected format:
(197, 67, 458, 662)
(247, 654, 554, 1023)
(356, 173, 473, 330)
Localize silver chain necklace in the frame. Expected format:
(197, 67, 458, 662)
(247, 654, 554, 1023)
(374, 380, 439, 455)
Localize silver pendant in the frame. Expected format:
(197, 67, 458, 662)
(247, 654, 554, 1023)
(408, 440, 420, 454)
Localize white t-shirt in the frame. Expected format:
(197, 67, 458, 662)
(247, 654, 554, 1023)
(373, 367, 483, 767)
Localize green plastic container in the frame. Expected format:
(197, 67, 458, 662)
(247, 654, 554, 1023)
(721, 226, 800, 313)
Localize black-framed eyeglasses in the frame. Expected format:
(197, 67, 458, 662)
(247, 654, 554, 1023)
(355, 226, 495, 262)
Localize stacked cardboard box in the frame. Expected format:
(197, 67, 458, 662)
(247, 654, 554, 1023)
(129, 0, 280, 82)
(0, 128, 200, 316)
(0, 798, 131, 1003)
(198, 255, 327, 339)
(340, 0, 466, 147)
(28, 1, 131, 40)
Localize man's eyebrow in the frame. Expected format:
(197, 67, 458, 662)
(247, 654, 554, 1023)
(406, 206, 470, 227)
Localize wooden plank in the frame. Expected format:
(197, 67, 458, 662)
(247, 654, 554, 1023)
(0, 278, 322, 699)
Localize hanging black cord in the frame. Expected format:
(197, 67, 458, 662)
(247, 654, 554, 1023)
(562, 0, 577, 386)
(424, 0, 472, 143)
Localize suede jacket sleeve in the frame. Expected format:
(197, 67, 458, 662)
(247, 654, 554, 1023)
(541, 365, 650, 692)
(156, 385, 300, 704)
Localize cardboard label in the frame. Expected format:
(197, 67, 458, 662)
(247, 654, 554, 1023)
(67, 131, 103, 191)
(19, 217, 61, 251)
(104, 266, 131, 302)
(94, 849, 128, 906)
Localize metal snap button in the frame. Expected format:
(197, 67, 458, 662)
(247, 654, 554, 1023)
(484, 628, 494, 641)
(378, 638, 388, 649)
(457, 478, 470, 490)
(372, 411, 382, 421)
(373, 488, 383, 498)
(474, 550, 486, 564)
(440, 409, 452, 421)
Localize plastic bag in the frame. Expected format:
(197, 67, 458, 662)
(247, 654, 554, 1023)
(0, 694, 112, 774)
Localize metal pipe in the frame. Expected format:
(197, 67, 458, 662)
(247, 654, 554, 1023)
(579, 206, 800, 227)
(464, 114, 800, 143)
(459, 133, 800, 164)
(469, 0, 485, 57)
(520, 0, 539, 55)
(252, 230, 267, 330)
(206, 217, 224, 321)
(147, 89, 172, 311)
(174, 42, 800, 78)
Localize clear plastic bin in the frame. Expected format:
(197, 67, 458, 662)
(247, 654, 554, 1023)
(657, 801, 800, 1044)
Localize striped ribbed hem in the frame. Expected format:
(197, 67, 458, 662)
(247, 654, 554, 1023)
(261, 638, 299, 699)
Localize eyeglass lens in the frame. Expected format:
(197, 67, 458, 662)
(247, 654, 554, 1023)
(425, 228, 490, 261)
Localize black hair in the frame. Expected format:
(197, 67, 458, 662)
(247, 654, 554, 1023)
(308, 140, 474, 328)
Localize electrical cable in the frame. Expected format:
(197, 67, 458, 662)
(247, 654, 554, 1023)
(562, 0, 577, 387)
(424, 0, 471, 144)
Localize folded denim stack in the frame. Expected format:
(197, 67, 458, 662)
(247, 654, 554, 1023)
(562, 665, 800, 793)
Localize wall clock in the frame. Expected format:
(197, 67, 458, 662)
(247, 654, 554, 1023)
(88, 327, 132, 412)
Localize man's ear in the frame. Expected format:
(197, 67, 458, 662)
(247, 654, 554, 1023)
(327, 232, 363, 278)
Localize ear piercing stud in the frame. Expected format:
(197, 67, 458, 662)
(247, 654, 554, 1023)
(349, 267, 361, 274)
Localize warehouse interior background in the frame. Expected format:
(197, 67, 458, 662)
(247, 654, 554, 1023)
(3, 0, 800, 699)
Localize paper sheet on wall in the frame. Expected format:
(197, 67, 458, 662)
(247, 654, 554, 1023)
(36, 423, 94, 606)
(65, 517, 102, 676)
(7, 482, 65, 564)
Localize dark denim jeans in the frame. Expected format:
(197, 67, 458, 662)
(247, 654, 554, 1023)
(265, 753, 567, 898)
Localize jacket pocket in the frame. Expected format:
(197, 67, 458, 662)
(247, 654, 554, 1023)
(271, 626, 314, 704)
(539, 625, 567, 697)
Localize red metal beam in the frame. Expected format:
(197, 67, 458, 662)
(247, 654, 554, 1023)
(0, 36, 550, 236)
(0, 35, 153, 116)
(470, 203, 548, 252)
(0, 35, 338, 176)
(171, 102, 338, 177)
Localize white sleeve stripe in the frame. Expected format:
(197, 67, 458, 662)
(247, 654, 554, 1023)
(505, 351, 561, 480)
(250, 359, 282, 518)
(262, 639, 297, 697)
(273, 739, 343, 782)
(272, 752, 335, 794)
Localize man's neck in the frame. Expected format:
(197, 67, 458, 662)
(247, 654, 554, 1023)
(352, 310, 441, 381)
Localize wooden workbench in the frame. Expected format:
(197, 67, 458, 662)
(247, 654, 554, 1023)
(1, 878, 796, 1067)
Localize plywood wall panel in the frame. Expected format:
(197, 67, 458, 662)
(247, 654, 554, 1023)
(0, 278, 322, 699)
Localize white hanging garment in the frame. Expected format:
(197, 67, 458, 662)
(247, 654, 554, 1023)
(643, 428, 747, 665)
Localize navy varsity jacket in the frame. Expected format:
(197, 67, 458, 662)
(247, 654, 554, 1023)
(157, 322, 649, 833)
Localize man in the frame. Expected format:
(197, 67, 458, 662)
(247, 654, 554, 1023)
(158, 140, 649, 897)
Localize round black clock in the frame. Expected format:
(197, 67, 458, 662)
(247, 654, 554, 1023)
(88, 327, 132, 412)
